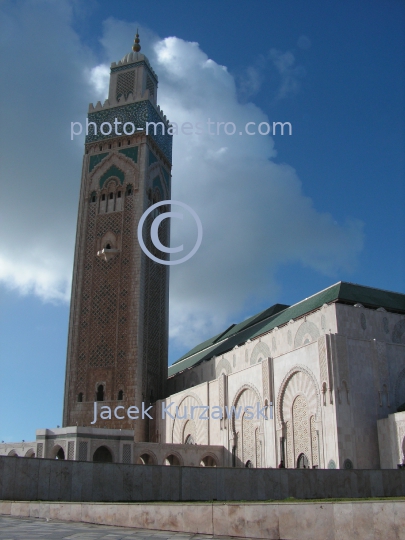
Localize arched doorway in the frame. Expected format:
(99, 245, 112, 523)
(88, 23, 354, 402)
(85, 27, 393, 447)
(200, 455, 217, 467)
(50, 445, 65, 460)
(297, 453, 309, 468)
(136, 453, 155, 465)
(163, 454, 181, 466)
(56, 447, 65, 460)
(93, 445, 113, 463)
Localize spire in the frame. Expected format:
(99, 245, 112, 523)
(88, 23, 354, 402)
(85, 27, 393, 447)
(132, 29, 141, 53)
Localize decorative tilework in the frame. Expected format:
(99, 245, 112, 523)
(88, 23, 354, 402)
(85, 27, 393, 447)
(86, 101, 172, 162)
(99, 165, 125, 188)
(118, 146, 138, 163)
(149, 149, 158, 166)
(89, 153, 108, 172)
(161, 166, 171, 189)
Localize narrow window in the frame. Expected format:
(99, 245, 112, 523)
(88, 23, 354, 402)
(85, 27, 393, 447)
(118, 390, 124, 401)
(77, 392, 83, 403)
(91, 194, 96, 203)
(105, 243, 111, 249)
(99, 145, 102, 151)
(108, 144, 111, 149)
(96, 385, 104, 402)
(117, 191, 121, 198)
(109, 192, 114, 200)
(118, 142, 121, 147)
(101, 194, 106, 201)
(127, 186, 132, 195)
(127, 140, 130, 145)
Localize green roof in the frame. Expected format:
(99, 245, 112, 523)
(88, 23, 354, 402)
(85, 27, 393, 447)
(168, 281, 405, 377)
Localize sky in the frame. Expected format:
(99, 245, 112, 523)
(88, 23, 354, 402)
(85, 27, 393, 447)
(0, 0, 404, 442)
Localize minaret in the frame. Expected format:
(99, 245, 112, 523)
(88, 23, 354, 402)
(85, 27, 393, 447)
(63, 33, 172, 441)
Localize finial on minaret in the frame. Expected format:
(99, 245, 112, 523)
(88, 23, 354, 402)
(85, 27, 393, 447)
(132, 29, 141, 52)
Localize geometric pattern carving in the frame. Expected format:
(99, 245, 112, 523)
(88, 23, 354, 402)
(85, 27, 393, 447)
(261, 358, 270, 402)
(231, 384, 263, 462)
(116, 70, 135, 101)
(146, 75, 155, 99)
(277, 365, 320, 428)
(318, 335, 328, 386)
(242, 412, 255, 465)
(172, 392, 207, 445)
(392, 319, 405, 344)
(86, 101, 173, 161)
(36, 443, 43, 458)
(286, 421, 293, 468)
(255, 428, 262, 468)
(250, 341, 270, 365)
(292, 394, 310, 466)
(310, 415, 319, 467)
(67, 441, 75, 460)
(294, 321, 320, 348)
(122, 444, 131, 464)
(216, 357, 232, 378)
(78, 441, 88, 461)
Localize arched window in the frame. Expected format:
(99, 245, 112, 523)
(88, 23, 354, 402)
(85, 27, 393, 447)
(96, 384, 104, 402)
(91, 194, 96, 203)
(200, 455, 217, 467)
(77, 392, 83, 403)
(127, 186, 132, 195)
(117, 191, 121, 198)
(105, 243, 111, 249)
(99, 145, 102, 151)
(93, 446, 113, 463)
(245, 460, 253, 468)
(297, 453, 309, 469)
(163, 454, 181, 466)
(118, 390, 124, 401)
(109, 192, 114, 200)
(101, 194, 106, 201)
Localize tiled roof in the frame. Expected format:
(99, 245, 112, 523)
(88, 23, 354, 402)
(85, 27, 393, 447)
(168, 282, 405, 377)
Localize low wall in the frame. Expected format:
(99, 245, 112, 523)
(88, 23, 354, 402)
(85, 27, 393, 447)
(1, 499, 405, 539)
(1, 456, 405, 502)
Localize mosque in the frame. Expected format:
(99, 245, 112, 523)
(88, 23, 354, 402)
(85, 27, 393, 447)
(2, 34, 405, 470)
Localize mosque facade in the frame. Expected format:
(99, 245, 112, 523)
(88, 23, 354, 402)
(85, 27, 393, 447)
(2, 37, 405, 470)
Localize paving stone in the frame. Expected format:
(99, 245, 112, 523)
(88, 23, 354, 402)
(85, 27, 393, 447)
(0, 516, 253, 540)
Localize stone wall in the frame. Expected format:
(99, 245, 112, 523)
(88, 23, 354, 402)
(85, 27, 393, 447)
(1, 499, 405, 539)
(1, 456, 405, 503)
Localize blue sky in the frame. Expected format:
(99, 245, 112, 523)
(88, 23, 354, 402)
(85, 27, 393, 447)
(0, 0, 404, 442)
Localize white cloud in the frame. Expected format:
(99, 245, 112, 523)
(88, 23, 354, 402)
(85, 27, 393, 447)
(0, 6, 364, 353)
(269, 48, 305, 99)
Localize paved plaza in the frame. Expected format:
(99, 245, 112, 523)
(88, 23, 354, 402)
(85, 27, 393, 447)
(0, 516, 253, 540)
